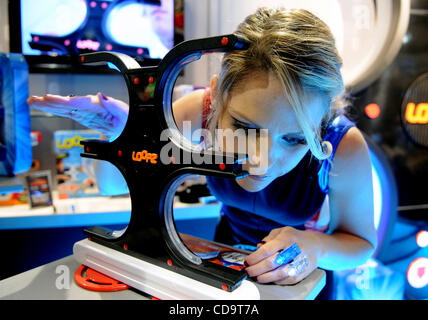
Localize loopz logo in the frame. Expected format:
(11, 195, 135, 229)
(132, 150, 158, 164)
(405, 103, 428, 124)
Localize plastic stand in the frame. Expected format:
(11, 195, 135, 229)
(74, 238, 260, 299)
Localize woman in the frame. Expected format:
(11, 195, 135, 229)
(28, 8, 377, 289)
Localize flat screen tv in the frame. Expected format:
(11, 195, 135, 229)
(8, 0, 179, 73)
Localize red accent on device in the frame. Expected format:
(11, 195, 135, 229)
(74, 265, 130, 292)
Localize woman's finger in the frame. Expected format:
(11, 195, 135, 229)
(41, 93, 73, 103)
(245, 251, 280, 279)
(246, 238, 283, 266)
(245, 240, 297, 277)
(29, 94, 104, 120)
(260, 226, 298, 245)
(28, 93, 128, 139)
(96, 93, 129, 132)
(247, 228, 297, 266)
(28, 95, 82, 118)
(53, 95, 98, 112)
(254, 262, 289, 283)
(253, 254, 310, 284)
(273, 254, 311, 285)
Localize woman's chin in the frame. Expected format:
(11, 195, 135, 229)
(236, 175, 272, 192)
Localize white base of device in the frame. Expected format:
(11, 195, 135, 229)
(73, 239, 260, 300)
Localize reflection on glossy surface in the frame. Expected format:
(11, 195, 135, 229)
(104, 0, 174, 58)
(20, 0, 174, 59)
(21, 0, 87, 54)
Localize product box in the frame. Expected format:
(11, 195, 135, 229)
(25, 170, 53, 208)
(54, 130, 101, 199)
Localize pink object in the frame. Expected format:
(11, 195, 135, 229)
(418, 267, 426, 279)
(76, 39, 100, 51)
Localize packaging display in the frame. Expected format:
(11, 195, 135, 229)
(180, 233, 250, 271)
(0, 192, 27, 206)
(25, 170, 52, 208)
(54, 130, 101, 199)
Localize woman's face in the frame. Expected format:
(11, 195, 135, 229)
(215, 71, 327, 192)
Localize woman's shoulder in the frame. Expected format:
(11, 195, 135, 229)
(334, 126, 369, 164)
(172, 88, 206, 132)
(328, 125, 372, 195)
(324, 112, 368, 171)
(321, 113, 356, 160)
(317, 114, 362, 193)
(324, 114, 355, 138)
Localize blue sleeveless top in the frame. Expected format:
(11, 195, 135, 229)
(205, 115, 355, 245)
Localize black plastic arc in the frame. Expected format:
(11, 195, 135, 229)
(163, 174, 203, 265)
(78, 34, 251, 291)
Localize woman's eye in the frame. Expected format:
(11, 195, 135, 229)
(282, 136, 307, 145)
(232, 120, 251, 133)
(232, 119, 306, 145)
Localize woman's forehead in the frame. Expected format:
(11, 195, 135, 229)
(227, 72, 327, 130)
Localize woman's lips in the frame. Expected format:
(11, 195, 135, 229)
(248, 174, 270, 182)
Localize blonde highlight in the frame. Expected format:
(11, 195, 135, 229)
(207, 7, 346, 160)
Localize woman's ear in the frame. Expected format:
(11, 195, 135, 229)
(210, 75, 219, 104)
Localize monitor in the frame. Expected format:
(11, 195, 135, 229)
(8, 0, 177, 73)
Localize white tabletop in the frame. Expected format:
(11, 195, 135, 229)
(0, 255, 326, 300)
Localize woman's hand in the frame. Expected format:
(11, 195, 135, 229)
(27, 92, 129, 140)
(244, 226, 323, 285)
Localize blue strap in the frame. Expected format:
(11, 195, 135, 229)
(318, 159, 330, 193)
(317, 115, 355, 193)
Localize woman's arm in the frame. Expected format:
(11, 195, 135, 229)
(91, 90, 206, 195)
(28, 89, 206, 141)
(314, 126, 377, 270)
(28, 90, 207, 195)
(28, 93, 129, 141)
(172, 89, 205, 142)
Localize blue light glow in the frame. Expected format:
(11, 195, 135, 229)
(107, 62, 120, 72)
(372, 166, 382, 230)
(274, 243, 301, 266)
(335, 258, 405, 300)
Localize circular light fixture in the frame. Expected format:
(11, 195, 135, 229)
(407, 257, 428, 289)
(416, 230, 428, 248)
(365, 103, 381, 119)
(211, 0, 410, 93)
(364, 135, 398, 259)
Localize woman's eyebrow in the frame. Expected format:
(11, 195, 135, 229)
(285, 131, 305, 137)
(228, 110, 305, 136)
(228, 110, 261, 128)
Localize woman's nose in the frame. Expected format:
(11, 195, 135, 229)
(246, 130, 271, 175)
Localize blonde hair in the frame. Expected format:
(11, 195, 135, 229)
(208, 7, 346, 160)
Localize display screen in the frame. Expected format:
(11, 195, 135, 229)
(9, 0, 176, 72)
